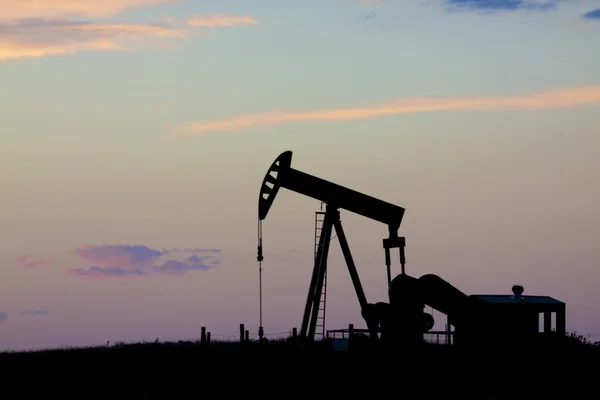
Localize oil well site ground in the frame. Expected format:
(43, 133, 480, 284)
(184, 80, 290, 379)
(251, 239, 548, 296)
(0, 336, 598, 399)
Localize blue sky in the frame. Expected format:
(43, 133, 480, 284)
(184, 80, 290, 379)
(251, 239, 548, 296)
(1, 0, 599, 350)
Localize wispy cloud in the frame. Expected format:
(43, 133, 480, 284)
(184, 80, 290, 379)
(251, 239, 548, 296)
(70, 266, 149, 278)
(0, 18, 186, 61)
(15, 253, 44, 268)
(175, 85, 600, 137)
(363, 10, 377, 20)
(582, 9, 600, 20)
(73, 244, 163, 269)
(0, 0, 175, 20)
(70, 245, 221, 278)
(445, 0, 558, 13)
(186, 14, 259, 28)
(152, 254, 220, 276)
(17, 310, 49, 316)
(168, 248, 221, 253)
(0, 1, 259, 62)
(0, 312, 7, 322)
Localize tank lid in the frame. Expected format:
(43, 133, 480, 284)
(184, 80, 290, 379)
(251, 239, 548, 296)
(511, 284, 524, 299)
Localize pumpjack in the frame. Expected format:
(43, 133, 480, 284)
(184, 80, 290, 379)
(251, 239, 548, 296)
(257, 151, 567, 350)
(257, 150, 414, 346)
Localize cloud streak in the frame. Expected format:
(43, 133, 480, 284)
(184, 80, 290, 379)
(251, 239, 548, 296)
(0, 1, 260, 62)
(176, 85, 600, 136)
(73, 244, 163, 269)
(15, 253, 44, 268)
(70, 245, 221, 278)
(18, 310, 49, 316)
(0, 0, 175, 20)
(0, 312, 7, 322)
(582, 9, 600, 20)
(0, 18, 186, 61)
(152, 254, 220, 276)
(186, 14, 259, 28)
(70, 266, 148, 278)
(445, 0, 557, 12)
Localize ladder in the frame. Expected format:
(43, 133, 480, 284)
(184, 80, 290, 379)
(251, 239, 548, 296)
(314, 211, 327, 339)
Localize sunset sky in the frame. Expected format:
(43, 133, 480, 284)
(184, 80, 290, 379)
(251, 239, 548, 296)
(1, 0, 599, 351)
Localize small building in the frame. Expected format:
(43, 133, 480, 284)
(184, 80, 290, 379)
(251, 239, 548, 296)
(469, 285, 566, 339)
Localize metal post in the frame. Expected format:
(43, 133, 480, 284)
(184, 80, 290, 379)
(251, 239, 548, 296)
(556, 304, 566, 337)
(348, 324, 354, 351)
(399, 244, 406, 275)
(332, 214, 368, 309)
(384, 247, 392, 287)
(333, 213, 381, 342)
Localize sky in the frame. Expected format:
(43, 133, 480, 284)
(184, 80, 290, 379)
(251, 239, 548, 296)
(1, 0, 599, 351)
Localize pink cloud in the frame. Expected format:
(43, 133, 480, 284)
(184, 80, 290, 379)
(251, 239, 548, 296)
(0, 0, 260, 62)
(0, 0, 176, 21)
(69, 266, 149, 278)
(0, 19, 188, 62)
(72, 245, 163, 269)
(173, 85, 600, 137)
(15, 253, 44, 268)
(152, 255, 220, 276)
(186, 14, 259, 28)
(70, 245, 221, 278)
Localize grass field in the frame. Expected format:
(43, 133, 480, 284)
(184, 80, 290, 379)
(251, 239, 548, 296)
(0, 333, 597, 399)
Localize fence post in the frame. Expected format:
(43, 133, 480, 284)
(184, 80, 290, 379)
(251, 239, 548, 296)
(201, 327, 206, 344)
(292, 327, 297, 342)
(348, 324, 354, 351)
(245, 330, 249, 342)
(240, 324, 245, 343)
(206, 332, 211, 344)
